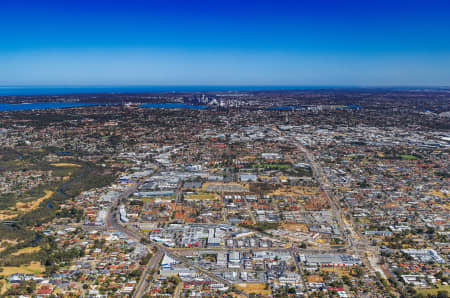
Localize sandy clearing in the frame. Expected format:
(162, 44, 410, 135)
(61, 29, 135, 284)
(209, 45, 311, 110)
(15, 190, 53, 212)
(51, 163, 81, 167)
(11, 246, 41, 256)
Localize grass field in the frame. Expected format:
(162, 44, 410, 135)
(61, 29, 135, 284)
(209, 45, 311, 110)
(400, 155, 418, 160)
(320, 267, 352, 277)
(185, 192, 215, 200)
(11, 246, 41, 256)
(416, 285, 450, 296)
(235, 283, 271, 295)
(51, 163, 81, 167)
(0, 212, 18, 220)
(269, 186, 319, 197)
(0, 261, 45, 275)
(15, 190, 54, 212)
(1, 190, 54, 219)
(0, 240, 18, 253)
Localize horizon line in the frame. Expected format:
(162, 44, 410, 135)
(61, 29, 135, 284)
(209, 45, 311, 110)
(0, 84, 449, 89)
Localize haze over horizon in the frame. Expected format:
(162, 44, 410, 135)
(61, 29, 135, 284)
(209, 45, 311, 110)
(1, 0, 450, 87)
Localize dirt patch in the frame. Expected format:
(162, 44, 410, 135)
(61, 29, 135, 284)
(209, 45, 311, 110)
(235, 283, 271, 295)
(11, 247, 41, 256)
(281, 223, 309, 232)
(51, 163, 81, 167)
(0, 240, 18, 253)
(307, 275, 323, 282)
(0, 212, 18, 221)
(15, 190, 53, 212)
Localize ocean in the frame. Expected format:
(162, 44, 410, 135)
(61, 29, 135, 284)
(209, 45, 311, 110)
(0, 85, 336, 96)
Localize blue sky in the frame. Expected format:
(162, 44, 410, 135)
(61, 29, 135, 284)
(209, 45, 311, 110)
(1, 0, 450, 86)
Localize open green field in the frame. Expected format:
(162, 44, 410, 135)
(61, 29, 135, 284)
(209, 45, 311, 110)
(416, 284, 449, 296)
(400, 154, 419, 160)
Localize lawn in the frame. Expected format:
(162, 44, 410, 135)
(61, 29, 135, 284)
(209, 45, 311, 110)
(0, 261, 45, 275)
(400, 155, 418, 160)
(416, 284, 450, 296)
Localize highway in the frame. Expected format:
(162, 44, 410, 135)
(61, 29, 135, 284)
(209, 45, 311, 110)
(244, 197, 257, 224)
(132, 250, 163, 298)
(174, 281, 184, 298)
(169, 247, 346, 254)
(290, 248, 309, 298)
(271, 127, 387, 284)
(105, 171, 235, 297)
(105, 147, 377, 297)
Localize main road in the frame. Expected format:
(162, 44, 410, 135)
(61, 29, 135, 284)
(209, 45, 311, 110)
(271, 127, 387, 282)
(132, 250, 163, 298)
(106, 172, 235, 297)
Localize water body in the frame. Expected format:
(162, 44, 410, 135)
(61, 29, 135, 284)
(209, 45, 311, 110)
(0, 85, 345, 96)
(139, 103, 209, 109)
(266, 106, 296, 110)
(0, 102, 116, 111)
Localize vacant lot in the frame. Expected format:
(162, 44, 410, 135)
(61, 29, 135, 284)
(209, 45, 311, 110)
(235, 283, 271, 295)
(282, 223, 309, 232)
(203, 182, 249, 192)
(185, 192, 216, 200)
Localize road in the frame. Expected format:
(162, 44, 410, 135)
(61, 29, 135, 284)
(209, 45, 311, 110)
(290, 248, 309, 298)
(106, 174, 234, 297)
(294, 139, 387, 279)
(174, 281, 184, 298)
(132, 250, 163, 298)
(272, 127, 386, 282)
(169, 247, 346, 254)
(106, 149, 378, 297)
(244, 197, 257, 224)
(271, 127, 353, 248)
(105, 181, 141, 229)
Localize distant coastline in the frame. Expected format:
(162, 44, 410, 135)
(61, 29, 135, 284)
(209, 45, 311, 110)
(0, 102, 117, 111)
(0, 85, 351, 96)
(1, 85, 447, 96)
